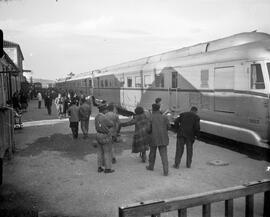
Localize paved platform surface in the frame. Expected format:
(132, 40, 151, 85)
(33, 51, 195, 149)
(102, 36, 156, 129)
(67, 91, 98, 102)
(1, 100, 269, 217)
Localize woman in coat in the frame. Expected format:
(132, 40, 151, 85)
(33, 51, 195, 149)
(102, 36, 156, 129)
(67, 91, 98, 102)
(121, 106, 150, 162)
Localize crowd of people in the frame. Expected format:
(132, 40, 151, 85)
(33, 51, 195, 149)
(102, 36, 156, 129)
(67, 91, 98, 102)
(10, 90, 30, 113)
(94, 97, 200, 176)
(33, 91, 201, 177)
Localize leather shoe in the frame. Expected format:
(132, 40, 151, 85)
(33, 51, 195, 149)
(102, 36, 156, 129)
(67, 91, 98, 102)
(146, 166, 153, 171)
(173, 164, 179, 169)
(98, 167, 104, 173)
(104, 169, 115, 173)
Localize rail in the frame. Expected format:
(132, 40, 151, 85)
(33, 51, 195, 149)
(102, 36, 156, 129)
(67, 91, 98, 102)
(119, 179, 270, 217)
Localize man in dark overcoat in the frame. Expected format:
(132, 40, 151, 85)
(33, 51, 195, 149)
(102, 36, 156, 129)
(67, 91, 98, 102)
(146, 103, 170, 176)
(173, 106, 200, 168)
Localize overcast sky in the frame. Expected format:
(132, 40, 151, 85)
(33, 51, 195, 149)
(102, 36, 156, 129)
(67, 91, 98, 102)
(1, 0, 270, 80)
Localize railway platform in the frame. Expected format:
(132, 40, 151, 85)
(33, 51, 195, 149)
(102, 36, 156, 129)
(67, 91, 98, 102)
(0, 99, 269, 217)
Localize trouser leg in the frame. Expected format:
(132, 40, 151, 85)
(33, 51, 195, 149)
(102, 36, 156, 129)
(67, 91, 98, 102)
(148, 146, 157, 169)
(70, 122, 78, 138)
(71, 126, 76, 138)
(103, 142, 112, 169)
(141, 150, 146, 162)
(159, 146, 169, 175)
(47, 106, 51, 115)
(97, 143, 104, 168)
(85, 119, 89, 134)
(75, 123, 78, 138)
(186, 139, 194, 168)
(174, 136, 185, 167)
(111, 142, 116, 161)
(60, 104, 63, 116)
(81, 121, 86, 135)
(38, 101, 41, 108)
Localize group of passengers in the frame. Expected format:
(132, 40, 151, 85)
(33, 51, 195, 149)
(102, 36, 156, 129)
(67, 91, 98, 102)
(37, 90, 201, 176)
(37, 90, 86, 118)
(94, 97, 201, 176)
(10, 90, 29, 113)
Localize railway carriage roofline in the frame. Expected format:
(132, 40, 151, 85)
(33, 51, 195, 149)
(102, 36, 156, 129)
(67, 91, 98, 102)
(55, 32, 270, 82)
(94, 34, 270, 75)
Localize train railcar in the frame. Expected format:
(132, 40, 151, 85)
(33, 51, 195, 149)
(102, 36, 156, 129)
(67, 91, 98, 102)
(56, 32, 270, 148)
(56, 71, 94, 96)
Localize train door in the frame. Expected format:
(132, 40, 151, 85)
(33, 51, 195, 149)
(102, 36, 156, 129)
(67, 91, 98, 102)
(168, 70, 180, 110)
(119, 73, 125, 107)
(248, 61, 270, 142)
(96, 77, 100, 96)
(214, 66, 235, 114)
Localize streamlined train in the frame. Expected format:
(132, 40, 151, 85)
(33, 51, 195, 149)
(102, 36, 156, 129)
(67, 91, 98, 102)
(56, 31, 270, 148)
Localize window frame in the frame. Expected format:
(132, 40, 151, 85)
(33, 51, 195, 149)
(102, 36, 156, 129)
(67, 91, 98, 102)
(250, 63, 265, 89)
(127, 77, 132, 87)
(200, 69, 209, 88)
(144, 75, 152, 88)
(135, 76, 142, 88)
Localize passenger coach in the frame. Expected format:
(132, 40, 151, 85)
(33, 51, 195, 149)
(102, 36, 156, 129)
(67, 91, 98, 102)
(56, 32, 270, 148)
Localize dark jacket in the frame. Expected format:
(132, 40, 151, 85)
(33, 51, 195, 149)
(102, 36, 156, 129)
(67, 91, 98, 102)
(67, 105, 80, 122)
(174, 111, 200, 141)
(79, 102, 91, 121)
(44, 95, 52, 107)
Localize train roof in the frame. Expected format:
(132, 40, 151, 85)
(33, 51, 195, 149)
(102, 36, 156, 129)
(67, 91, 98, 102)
(56, 31, 270, 82)
(97, 32, 270, 73)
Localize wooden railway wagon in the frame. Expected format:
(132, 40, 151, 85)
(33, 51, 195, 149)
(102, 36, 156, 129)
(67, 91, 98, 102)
(0, 50, 16, 184)
(56, 32, 270, 148)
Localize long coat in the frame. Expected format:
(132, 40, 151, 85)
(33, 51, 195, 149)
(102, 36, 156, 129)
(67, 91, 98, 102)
(121, 113, 150, 153)
(150, 111, 170, 146)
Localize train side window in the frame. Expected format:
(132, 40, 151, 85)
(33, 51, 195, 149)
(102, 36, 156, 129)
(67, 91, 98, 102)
(144, 75, 152, 88)
(127, 77, 132, 87)
(155, 73, 164, 88)
(101, 80, 104, 87)
(135, 76, 141, 87)
(114, 78, 118, 87)
(251, 64, 265, 89)
(200, 69, 209, 88)
(119, 77, 124, 87)
(105, 80, 108, 87)
(89, 79, 92, 88)
(172, 71, 178, 88)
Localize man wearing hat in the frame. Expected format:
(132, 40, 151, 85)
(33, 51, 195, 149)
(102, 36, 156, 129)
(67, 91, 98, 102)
(95, 103, 114, 173)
